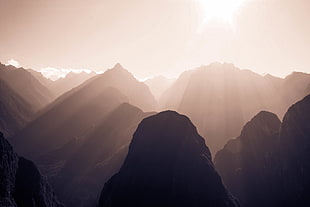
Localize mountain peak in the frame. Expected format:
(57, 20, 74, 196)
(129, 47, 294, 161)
(98, 111, 239, 207)
(241, 111, 281, 140)
(112, 63, 124, 70)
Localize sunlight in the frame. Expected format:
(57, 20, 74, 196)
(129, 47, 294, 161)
(199, 0, 246, 25)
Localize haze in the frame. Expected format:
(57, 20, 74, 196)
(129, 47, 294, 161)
(0, 0, 309, 79)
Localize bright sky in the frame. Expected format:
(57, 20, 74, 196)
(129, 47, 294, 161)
(0, 0, 309, 79)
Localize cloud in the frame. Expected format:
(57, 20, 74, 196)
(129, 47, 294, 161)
(39, 67, 95, 81)
(6, 59, 20, 68)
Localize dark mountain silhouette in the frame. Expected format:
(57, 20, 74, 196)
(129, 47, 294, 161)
(214, 111, 282, 207)
(0, 80, 34, 137)
(278, 94, 310, 206)
(0, 63, 54, 111)
(98, 111, 239, 207)
(0, 132, 63, 207)
(160, 62, 310, 154)
(215, 94, 310, 207)
(144, 75, 175, 100)
(44, 103, 154, 207)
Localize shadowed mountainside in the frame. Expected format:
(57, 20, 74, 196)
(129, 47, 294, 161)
(98, 111, 239, 207)
(215, 94, 310, 207)
(48, 71, 96, 97)
(160, 62, 310, 154)
(0, 132, 63, 207)
(42, 103, 154, 207)
(0, 80, 34, 137)
(0, 63, 54, 111)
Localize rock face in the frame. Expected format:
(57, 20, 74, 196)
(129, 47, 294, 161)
(279, 95, 310, 206)
(214, 111, 282, 207)
(98, 111, 239, 207)
(0, 132, 63, 207)
(0, 132, 18, 207)
(215, 95, 310, 207)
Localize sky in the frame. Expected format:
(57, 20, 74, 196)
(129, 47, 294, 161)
(0, 0, 309, 79)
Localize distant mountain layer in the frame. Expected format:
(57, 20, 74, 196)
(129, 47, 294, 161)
(160, 62, 310, 154)
(98, 111, 239, 207)
(0, 63, 54, 111)
(45, 103, 154, 207)
(0, 132, 63, 207)
(11, 63, 157, 159)
(144, 75, 175, 100)
(214, 94, 310, 207)
(10, 63, 157, 207)
(48, 71, 96, 97)
(0, 80, 34, 137)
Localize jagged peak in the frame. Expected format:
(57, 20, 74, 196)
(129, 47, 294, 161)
(241, 111, 281, 139)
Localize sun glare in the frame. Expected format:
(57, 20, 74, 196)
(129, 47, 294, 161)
(199, 0, 246, 25)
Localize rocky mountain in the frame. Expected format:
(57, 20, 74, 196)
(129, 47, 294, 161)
(0, 80, 34, 137)
(43, 103, 154, 207)
(214, 94, 310, 207)
(0, 63, 54, 111)
(214, 111, 282, 207)
(278, 94, 310, 206)
(160, 62, 310, 154)
(0, 132, 63, 207)
(98, 111, 239, 207)
(144, 75, 175, 100)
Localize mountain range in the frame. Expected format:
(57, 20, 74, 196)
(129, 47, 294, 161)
(1, 61, 309, 207)
(214, 94, 310, 207)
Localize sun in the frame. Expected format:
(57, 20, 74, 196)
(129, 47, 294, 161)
(199, 0, 246, 25)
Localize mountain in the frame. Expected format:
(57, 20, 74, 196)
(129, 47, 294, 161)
(160, 62, 310, 154)
(144, 75, 175, 100)
(0, 80, 34, 137)
(278, 94, 310, 206)
(11, 63, 157, 159)
(43, 103, 154, 207)
(214, 111, 282, 207)
(48, 71, 96, 97)
(0, 132, 63, 207)
(214, 94, 310, 207)
(11, 87, 128, 159)
(76, 63, 157, 111)
(98, 111, 239, 207)
(27, 69, 54, 89)
(0, 63, 54, 111)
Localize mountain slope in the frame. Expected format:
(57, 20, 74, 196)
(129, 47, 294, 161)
(278, 94, 310, 206)
(12, 87, 128, 159)
(214, 111, 282, 207)
(0, 132, 63, 207)
(0, 63, 54, 111)
(144, 75, 175, 100)
(160, 62, 310, 154)
(0, 80, 34, 137)
(45, 103, 154, 207)
(98, 111, 239, 207)
(215, 94, 310, 207)
(48, 71, 96, 97)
